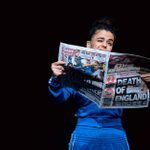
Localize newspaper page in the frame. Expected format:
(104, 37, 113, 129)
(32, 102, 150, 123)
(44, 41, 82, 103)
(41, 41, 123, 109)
(101, 54, 150, 108)
(58, 42, 150, 108)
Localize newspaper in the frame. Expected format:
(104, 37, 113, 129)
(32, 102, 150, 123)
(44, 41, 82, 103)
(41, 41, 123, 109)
(58, 42, 150, 108)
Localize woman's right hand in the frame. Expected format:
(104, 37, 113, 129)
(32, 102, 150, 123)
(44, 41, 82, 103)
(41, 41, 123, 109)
(51, 61, 66, 76)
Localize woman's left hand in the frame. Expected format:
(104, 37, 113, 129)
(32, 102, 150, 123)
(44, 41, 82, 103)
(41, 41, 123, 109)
(141, 73, 150, 82)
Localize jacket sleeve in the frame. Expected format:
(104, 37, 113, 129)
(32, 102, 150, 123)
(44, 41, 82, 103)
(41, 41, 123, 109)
(48, 75, 76, 103)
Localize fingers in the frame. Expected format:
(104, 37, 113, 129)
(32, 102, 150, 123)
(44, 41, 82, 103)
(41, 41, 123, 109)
(51, 61, 66, 76)
(141, 73, 150, 82)
(141, 73, 150, 77)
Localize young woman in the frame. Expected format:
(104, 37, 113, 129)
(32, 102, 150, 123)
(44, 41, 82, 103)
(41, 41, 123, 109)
(48, 16, 150, 150)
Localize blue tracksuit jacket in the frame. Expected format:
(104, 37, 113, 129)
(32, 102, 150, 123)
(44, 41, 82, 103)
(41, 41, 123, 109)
(48, 75, 130, 150)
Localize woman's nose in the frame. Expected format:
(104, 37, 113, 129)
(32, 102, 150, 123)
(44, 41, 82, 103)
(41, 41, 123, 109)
(102, 42, 107, 49)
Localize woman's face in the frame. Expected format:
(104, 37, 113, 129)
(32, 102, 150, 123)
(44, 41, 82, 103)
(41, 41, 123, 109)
(86, 29, 115, 52)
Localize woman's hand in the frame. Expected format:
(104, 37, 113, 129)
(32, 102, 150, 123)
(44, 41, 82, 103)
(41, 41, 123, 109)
(141, 73, 150, 82)
(51, 61, 66, 76)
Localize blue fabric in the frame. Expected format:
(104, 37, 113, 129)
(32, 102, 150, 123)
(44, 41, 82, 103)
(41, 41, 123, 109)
(48, 76, 130, 150)
(69, 126, 130, 150)
(48, 77, 123, 125)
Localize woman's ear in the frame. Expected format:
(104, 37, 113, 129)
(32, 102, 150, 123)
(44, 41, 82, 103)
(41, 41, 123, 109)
(86, 41, 91, 48)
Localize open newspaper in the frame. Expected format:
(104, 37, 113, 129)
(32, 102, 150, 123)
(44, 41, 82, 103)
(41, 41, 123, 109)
(58, 42, 150, 108)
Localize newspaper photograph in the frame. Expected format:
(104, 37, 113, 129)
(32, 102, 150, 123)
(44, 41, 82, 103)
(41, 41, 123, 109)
(58, 42, 150, 108)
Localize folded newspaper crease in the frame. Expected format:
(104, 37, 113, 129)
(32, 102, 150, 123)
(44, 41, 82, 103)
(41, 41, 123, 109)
(58, 42, 150, 108)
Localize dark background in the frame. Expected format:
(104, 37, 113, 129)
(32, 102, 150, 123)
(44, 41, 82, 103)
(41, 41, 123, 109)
(46, 2, 150, 150)
(3, 1, 149, 150)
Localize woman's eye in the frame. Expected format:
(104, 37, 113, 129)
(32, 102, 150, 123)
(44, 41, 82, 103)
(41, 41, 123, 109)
(97, 40, 103, 42)
(108, 42, 113, 46)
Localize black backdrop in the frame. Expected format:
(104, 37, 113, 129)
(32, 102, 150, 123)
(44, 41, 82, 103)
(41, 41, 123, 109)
(4, 2, 150, 150)
(46, 2, 150, 150)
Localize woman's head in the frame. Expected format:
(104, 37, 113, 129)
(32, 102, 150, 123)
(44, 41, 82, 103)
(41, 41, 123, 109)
(86, 16, 118, 52)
